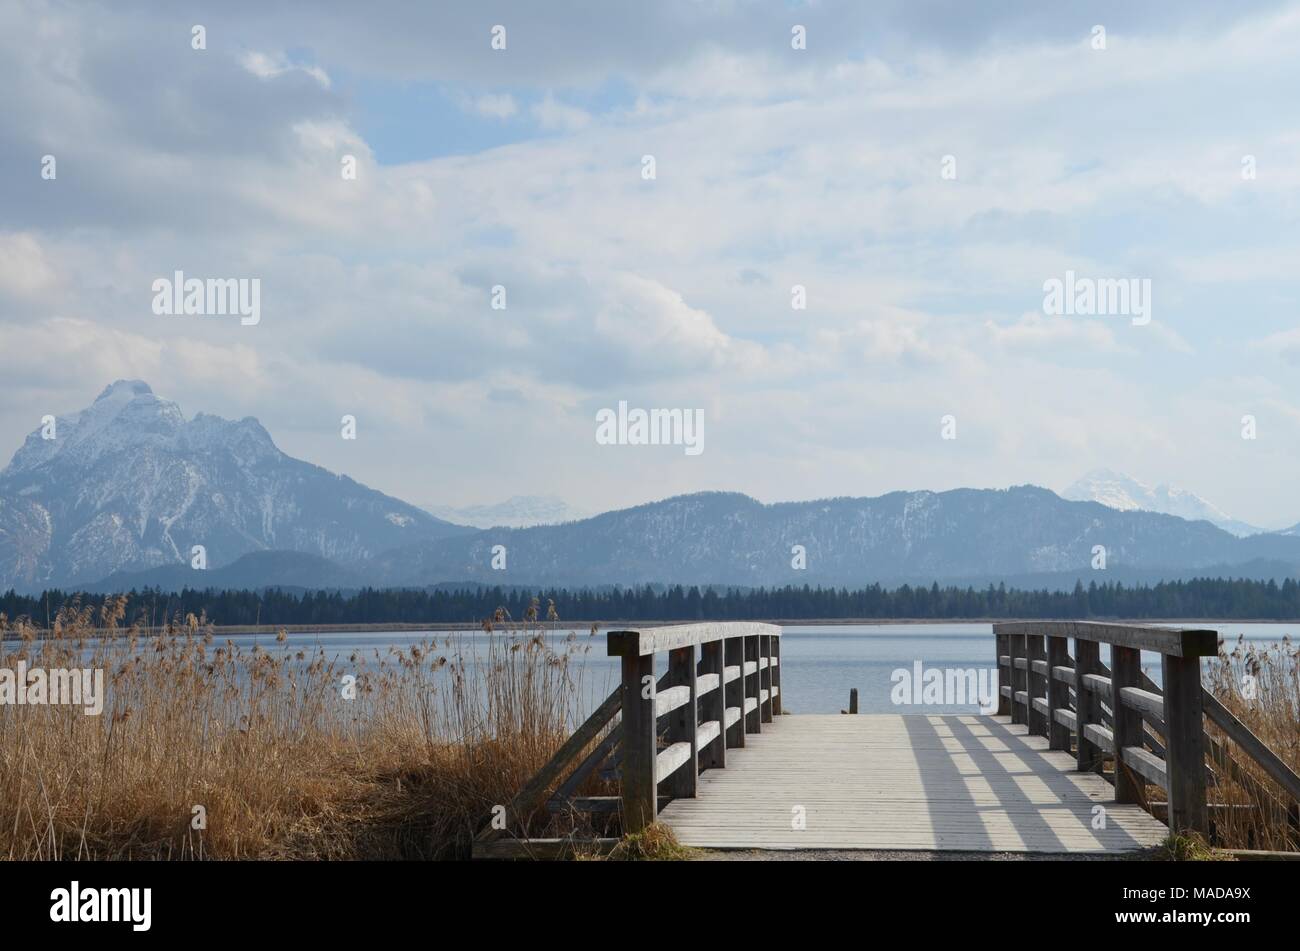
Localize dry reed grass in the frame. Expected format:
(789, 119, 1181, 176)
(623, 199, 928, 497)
(0, 597, 609, 860)
(1203, 634, 1300, 851)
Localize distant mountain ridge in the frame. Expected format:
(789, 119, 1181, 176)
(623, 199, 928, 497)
(0, 381, 470, 591)
(371, 487, 1300, 589)
(1061, 468, 1262, 537)
(5, 383, 1300, 595)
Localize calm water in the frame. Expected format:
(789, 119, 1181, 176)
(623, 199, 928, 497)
(205, 622, 1296, 716)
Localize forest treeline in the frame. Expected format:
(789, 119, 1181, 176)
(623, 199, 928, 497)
(4, 576, 1300, 627)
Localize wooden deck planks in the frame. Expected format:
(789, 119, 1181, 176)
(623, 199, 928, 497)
(657, 714, 1169, 853)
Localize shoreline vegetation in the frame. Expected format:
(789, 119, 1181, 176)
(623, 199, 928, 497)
(1, 596, 1296, 860)
(7, 577, 1300, 631)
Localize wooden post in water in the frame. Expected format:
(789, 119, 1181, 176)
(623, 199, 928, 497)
(848, 688, 858, 714)
(1162, 653, 1208, 835)
(1110, 645, 1143, 803)
(1045, 635, 1071, 751)
(620, 645, 657, 834)
(666, 645, 698, 800)
(1074, 638, 1103, 773)
(698, 640, 726, 769)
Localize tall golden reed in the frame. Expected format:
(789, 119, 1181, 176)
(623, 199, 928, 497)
(0, 597, 610, 860)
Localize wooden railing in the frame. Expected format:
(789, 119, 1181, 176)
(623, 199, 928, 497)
(474, 622, 782, 857)
(994, 621, 1300, 841)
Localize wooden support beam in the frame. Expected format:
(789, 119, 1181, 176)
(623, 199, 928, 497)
(697, 639, 726, 770)
(1046, 635, 1071, 750)
(665, 646, 698, 800)
(995, 632, 1010, 716)
(1162, 653, 1209, 836)
(743, 635, 762, 734)
(1027, 634, 1048, 736)
(723, 637, 745, 748)
(1009, 633, 1026, 725)
(1074, 638, 1103, 773)
(770, 634, 783, 714)
(759, 634, 774, 723)
(620, 650, 658, 834)
(1111, 645, 1144, 804)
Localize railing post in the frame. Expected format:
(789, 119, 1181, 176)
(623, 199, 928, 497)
(1009, 634, 1026, 725)
(1162, 653, 1208, 835)
(1045, 635, 1071, 751)
(743, 635, 762, 734)
(666, 645, 698, 800)
(770, 635, 782, 715)
(619, 643, 657, 834)
(1074, 638, 1103, 773)
(759, 634, 774, 723)
(1110, 645, 1143, 803)
(698, 640, 726, 769)
(995, 630, 1010, 716)
(724, 636, 745, 748)
(1027, 634, 1048, 736)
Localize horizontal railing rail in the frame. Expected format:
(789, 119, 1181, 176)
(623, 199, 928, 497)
(474, 622, 782, 856)
(994, 621, 1300, 843)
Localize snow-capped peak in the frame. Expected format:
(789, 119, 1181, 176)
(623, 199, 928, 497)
(1061, 469, 1261, 537)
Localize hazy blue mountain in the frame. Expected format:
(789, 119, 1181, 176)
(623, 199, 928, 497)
(373, 488, 1300, 588)
(85, 549, 368, 593)
(1061, 468, 1263, 537)
(0, 381, 471, 591)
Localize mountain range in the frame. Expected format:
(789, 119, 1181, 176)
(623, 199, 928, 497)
(3, 381, 1299, 594)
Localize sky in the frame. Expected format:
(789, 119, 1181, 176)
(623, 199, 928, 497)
(1, 0, 1299, 527)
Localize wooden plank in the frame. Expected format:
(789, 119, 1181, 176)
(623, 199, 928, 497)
(723, 665, 741, 684)
(656, 741, 693, 783)
(724, 706, 742, 729)
(696, 672, 721, 697)
(473, 837, 620, 860)
(608, 622, 781, 656)
(658, 715, 1169, 853)
(1122, 746, 1168, 790)
(1162, 653, 1209, 835)
(1083, 722, 1113, 753)
(546, 796, 620, 814)
(666, 645, 698, 799)
(1111, 645, 1144, 803)
(1203, 691, 1300, 803)
(993, 621, 1217, 658)
(620, 651, 658, 834)
(654, 685, 691, 718)
(475, 685, 621, 842)
(697, 719, 721, 751)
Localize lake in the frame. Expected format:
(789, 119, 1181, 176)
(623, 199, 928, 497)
(208, 621, 1295, 716)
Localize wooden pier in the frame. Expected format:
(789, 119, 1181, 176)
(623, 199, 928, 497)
(474, 620, 1300, 858)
